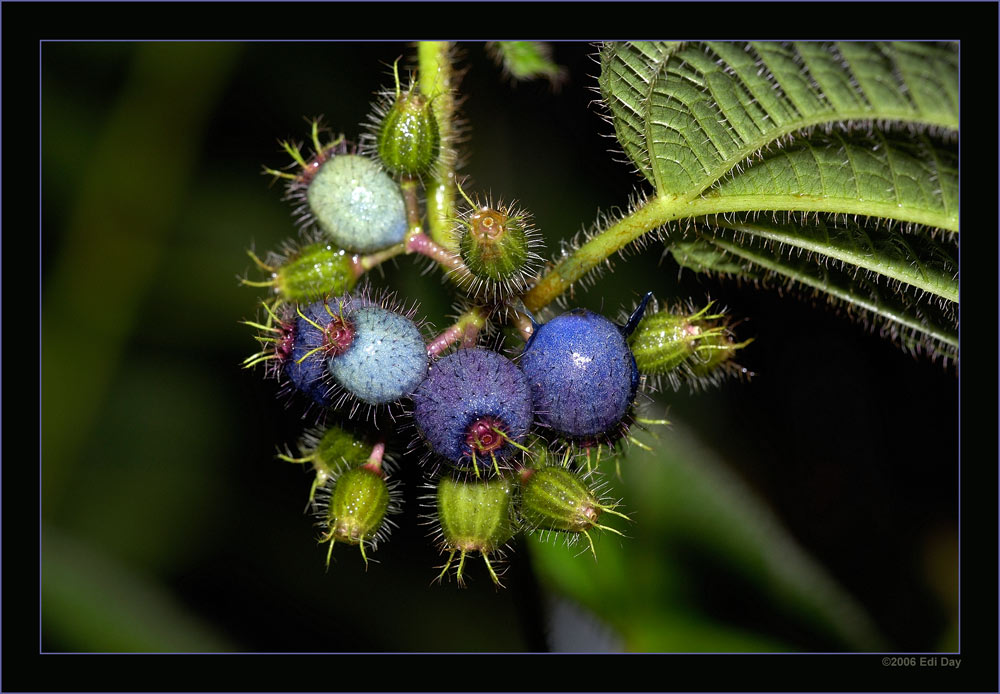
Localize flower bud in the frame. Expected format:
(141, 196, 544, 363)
(376, 89, 440, 177)
(433, 476, 517, 586)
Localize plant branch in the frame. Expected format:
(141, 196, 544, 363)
(417, 41, 459, 251)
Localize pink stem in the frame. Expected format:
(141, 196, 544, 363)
(363, 442, 386, 476)
(406, 232, 464, 272)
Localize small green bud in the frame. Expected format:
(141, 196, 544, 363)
(377, 89, 440, 177)
(519, 465, 628, 558)
(278, 424, 372, 504)
(628, 300, 751, 391)
(242, 242, 360, 305)
(454, 195, 543, 298)
(275, 243, 358, 302)
(318, 463, 394, 569)
(434, 476, 517, 586)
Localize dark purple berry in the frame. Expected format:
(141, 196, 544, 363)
(285, 299, 348, 407)
(413, 348, 533, 473)
(519, 309, 639, 440)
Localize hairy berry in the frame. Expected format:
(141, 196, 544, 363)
(327, 304, 428, 407)
(243, 240, 360, 305)
(520, 309, 640, 441)
(431, 475, 517, 586)
(628, 299, 751, 392)
(307, 154, 407, 253)
(288, 292, 428, 412)
(315, 460, 401, 568)
(376, 90, 440, 177)
(519, 464, 628, 558)
(279, 423, 374, 503)
(412, 348, 533, 475)
(454, 196, 542, 299)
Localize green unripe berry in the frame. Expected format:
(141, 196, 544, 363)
(628, 300, 751, 391)
(279, 424, 372, 504)
(311, 424, 371, 478)
(321, 465, 392, 568)
(519, 465, 629, 559)
(275, 243, 358, 302)
(629, 310, 705, 375)
(460, 207, 527, 280)
(434, 476, 517, 586)
(242, 242, 359, 305)
(454, 199, 542, 298)
(377, 90, 440, 177)
(520, 466, 602, 533)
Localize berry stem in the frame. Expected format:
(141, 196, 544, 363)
(405, 231, 464, 273)
(416, 41, 459, 252)
(400, 176, 423, 232)
(426, 307, 487, 357)
(358, 243, 405, 272)
(362, 442, 386, 475)
(521, 195, 676, 313)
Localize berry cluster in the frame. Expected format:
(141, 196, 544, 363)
(241, 49, 749, 587)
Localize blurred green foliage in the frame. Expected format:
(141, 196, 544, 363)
(41, 41, 958, 654)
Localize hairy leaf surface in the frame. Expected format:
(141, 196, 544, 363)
(600, 41, 958, 203)
(598, 41, 959, 361)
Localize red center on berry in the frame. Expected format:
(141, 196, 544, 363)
(470, 209, 506, 241)
(323, 315, 355, 357)
(276, 322, 297, 364)
(465, 416, 507, 455)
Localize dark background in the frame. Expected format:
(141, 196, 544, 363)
(8, 3, 996, 691)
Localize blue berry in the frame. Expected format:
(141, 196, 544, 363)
(413, 348, 533, 473)
(519, 309, 639, 440)
(285, 300, 344, 407)
(307, 154, 407, 254)
(287, 292, 427, 411)
(328, 305, 427, 406)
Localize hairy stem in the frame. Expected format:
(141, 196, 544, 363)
(417, 41, 459, 251)
(406, 231, 466, 274)
(427, 306, 488, 357)
(523, 195, 675, 313)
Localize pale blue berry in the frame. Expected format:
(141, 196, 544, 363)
(327, 306, 427, 405)
(307, 154, 407, 253)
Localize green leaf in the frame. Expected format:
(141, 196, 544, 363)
(586, 41, 959, 362)
(489, 41, 565, 84)
(708, 215, 958, 303)
(600, 41, 958, 202)
(691, 228, 958, 361)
